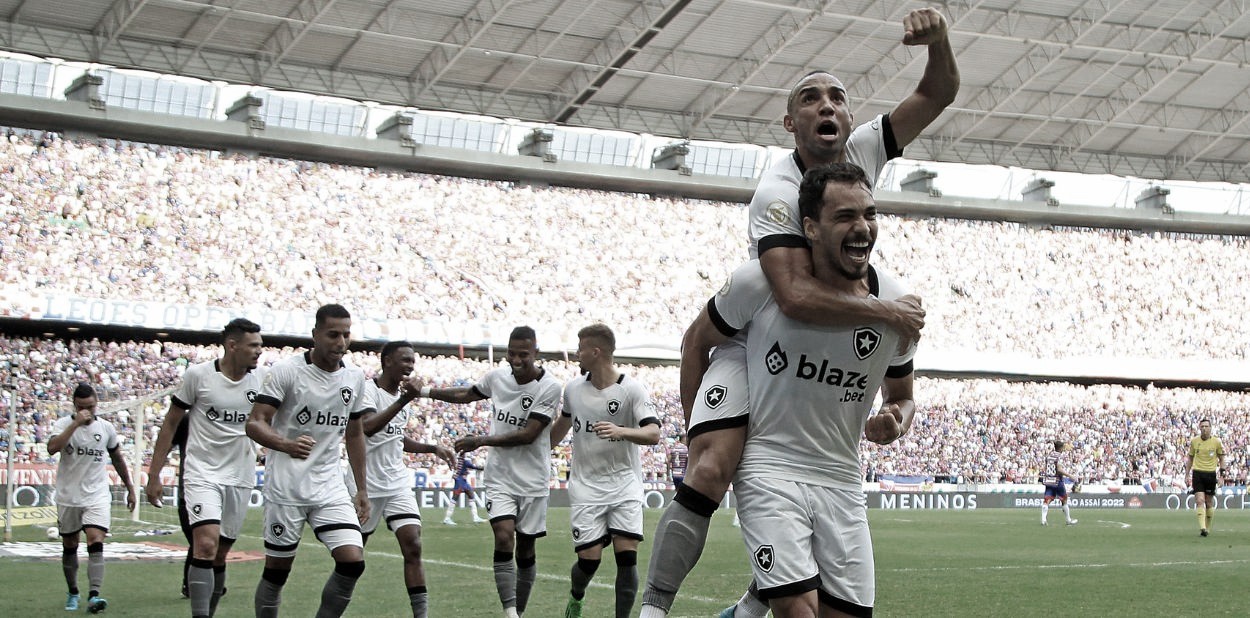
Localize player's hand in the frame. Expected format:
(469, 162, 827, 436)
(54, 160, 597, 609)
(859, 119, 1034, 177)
(73, 407, 94, 426)
(125, 487, 138, 512)
(455, 436, 481, 453)
(865, 404, 907, 445)
(887, 295, 925, 353)
(286, 434, 316, 459)
(144, 477, 165, 508)
(592, 422, 624, 440)
(399, 375, 425, 401)
(434, 445, 457, 470)
(354, 490, 370, 524)
(902, 7, 949, 46)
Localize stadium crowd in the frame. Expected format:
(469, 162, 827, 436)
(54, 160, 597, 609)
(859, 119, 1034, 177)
(1, 131, 1249, 361)
(2, 336, 1248, 489)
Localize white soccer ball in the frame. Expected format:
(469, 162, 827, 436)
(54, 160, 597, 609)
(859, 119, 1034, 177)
(46, 526, 59, 539)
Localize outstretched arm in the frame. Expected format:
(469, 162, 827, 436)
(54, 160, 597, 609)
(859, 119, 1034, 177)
(888, 7, 960, 148)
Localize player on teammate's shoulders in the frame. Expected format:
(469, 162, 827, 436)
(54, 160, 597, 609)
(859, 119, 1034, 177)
(1040, 440, 1078, 526)
(413, 326, 561, 618)
(549, 323, 662, 618)
(351, 340, 456, 618)
(682, 163, 918, 618)
(642, 8, 958, 618)
(146, 318, 264, 618)
(245, 304, 374, 618)
(48, 382, 137, 614)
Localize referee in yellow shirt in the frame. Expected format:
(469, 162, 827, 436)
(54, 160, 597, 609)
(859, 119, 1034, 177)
(1185, 419, 1225, 537)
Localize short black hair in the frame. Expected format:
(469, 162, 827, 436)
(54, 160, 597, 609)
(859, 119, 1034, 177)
(798, 162, 872, 223)
(72, 382, 96, 400)
(315, 304, 351, 327)
(509, 325, 537, 342)
(222, 317, 261, 343)
(380, 340, 413, 360)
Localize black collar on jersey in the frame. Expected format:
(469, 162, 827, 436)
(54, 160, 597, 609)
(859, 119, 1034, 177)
(213, 359, 254, 375)
(867, 265, 880, 297)
(583, 372, 626, 385)
(303, 350, 345, 368)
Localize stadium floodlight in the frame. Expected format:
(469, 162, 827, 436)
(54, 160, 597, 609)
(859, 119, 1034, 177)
(900, 169, 941, 197)
(64, 73, 105, 111)
(1135, 186, 1174, 214)
(1022, 177, 1059, 207)
(226, 95, 266, 131)
(518, 128, 556, 163)
(377, 114, 416, 148)
(652, 142, 692, 176)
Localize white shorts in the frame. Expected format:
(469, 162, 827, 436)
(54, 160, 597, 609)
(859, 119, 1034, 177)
(688, 338, 749, 439)
(569, 500, 644, 552)
(183, 481, 252, 541)
(263, 500, 363, 558)
(484, 487, 548, 537)
(361, 492, 422, 536)
(736, 477, 874, 613)
(57, 501, 111, 535)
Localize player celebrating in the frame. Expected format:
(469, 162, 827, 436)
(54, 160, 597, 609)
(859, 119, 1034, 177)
(681, 163, 917, 617)
(549, 324, 662, 618)
(642, 9, 957, 616)
(1040, 440, 1078, 526)
(145, 318, 265, 618)
(1185, 419, 1224, 537)
(245, 304, 374, 618)
(443, 454, 486, 525)
(354, 340, 457, 618)
(48, 382, 137, 614)
(414, 325, 561, 618)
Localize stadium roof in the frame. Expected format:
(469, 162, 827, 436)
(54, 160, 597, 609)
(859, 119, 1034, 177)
(2, 0, 1249, 183)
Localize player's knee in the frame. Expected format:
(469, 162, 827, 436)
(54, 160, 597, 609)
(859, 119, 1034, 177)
(86, 542, 104, 555)
(402, 539, 423, 562)
(673, 484, 721, 518)
(614, 550, 637, 568)
(577, 557, 601, 576)
(261, 566, 292, 586)
(334, 560, 366, 579)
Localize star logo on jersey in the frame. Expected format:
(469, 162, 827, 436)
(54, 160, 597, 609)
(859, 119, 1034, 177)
(246, 390, 258, 404)
(766, 199, 790, 225)
(93, 433, 101, 442)
(765, 342, 788, 375)
(340, 387, 353, 406)
(206, 407, 220, 422)
(704, 385, 727, 410)
(521, 395, 533, 411)
(607, 400, 621, 416)
(192, 504, 202, 516)
(270, 523, 285, 538)
(753, 545, 775, 573)
(485, 500, 493, 514)
(573, 418, 582, 433)
(572, 528, 581, 540)
(296, 407, 312, 425)
(853, 327, 882, 360)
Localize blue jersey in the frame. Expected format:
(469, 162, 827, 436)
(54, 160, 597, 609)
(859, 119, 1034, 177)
(455, 457, 483, 479)
(1042, 452, 1063, 487)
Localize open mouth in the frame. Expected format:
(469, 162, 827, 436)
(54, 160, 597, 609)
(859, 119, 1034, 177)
(844, 239, 871, 263)
(817, 120, 839, 139)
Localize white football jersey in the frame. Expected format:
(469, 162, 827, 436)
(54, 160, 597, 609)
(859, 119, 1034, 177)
(562, 373, 660, 505)
(51, 416, 119, 507)
(747, 113, 896, 258)
(710, 260, 916, 490)
(256, 352, 373, 506)
(352, 380, 414, 497)
(473, 367, 561, 497)
(171, 360, 264, 488)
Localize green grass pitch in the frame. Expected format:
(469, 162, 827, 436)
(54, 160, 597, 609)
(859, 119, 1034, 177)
(3, 506, 1247, 616)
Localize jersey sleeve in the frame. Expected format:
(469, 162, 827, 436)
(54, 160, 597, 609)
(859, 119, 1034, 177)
(560, 380, 575, 418)
(471, 370, 494, 400)
(170, 364, 198, 410)
(708, 260, 774, 336)
(50, 415, 71, 437)
(352, 376, 377, 419)
(845, 113, 901, 186)
(255, 361, 293, 408)
(630, 380, 661, 427)
(104, 421, 120, 451)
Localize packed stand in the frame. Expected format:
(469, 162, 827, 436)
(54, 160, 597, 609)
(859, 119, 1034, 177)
(1, 132, 1248, 361)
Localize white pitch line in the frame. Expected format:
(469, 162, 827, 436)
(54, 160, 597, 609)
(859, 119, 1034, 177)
(886, 558, 1250, 573)
(1096, 519, 1132, 529)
